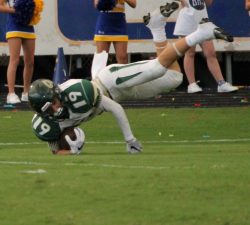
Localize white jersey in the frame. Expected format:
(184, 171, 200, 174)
(95, 59, 183, 102)
(174, 0, 209, 36)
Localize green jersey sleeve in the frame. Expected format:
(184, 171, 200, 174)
(32, 114, 62, 141)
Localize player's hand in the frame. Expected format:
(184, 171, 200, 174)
(126, 138, 143, 154)
(65, 128, 85, 155)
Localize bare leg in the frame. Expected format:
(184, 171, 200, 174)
(113, 41, 128, 64)
(201, 40, 238, 92)
(95, 41, 111, 54)
(201, 40, 224, 82)
(183, 46, 196, 84)
(22, 38, 35, 95)
(7, 38, 21, 94)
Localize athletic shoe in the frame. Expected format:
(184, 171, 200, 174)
(21, 92, 28, 102)
(160, 1, 179, 17)
(199, 18, 234, 42)
(187, 83, 202, 93)
(217, 82, 238, 93)
(143, 1, 179, 27)
(143, 9, 166, 29)
(7, 93, 21, 104)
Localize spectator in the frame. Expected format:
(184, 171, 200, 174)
(93, 0, 136, 64)
(174, 0, 238, 93)
(0, 0, 37, 104)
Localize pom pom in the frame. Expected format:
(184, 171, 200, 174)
(96, 0, 116, 11)
(12, 0, 35, 25)
(29, 0, 44, 25)
(12, 0, 44, 26)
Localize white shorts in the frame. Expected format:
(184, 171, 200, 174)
(96, 59, 183, 102)
(174, 6, 208, 36)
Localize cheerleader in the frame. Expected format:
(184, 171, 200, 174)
(0, 0, 43, 104)
(93, 0, 136, 64)
(174, 0, 238, 93)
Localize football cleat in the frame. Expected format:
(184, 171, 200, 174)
(143, 13, 150, 26)
(143, 1, 179, 26)
(199, 18, 234, 42)
(213, 27, 234, 42)
(160, 1, 180, 17)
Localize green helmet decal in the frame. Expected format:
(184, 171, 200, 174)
(28, 79, 58, 114)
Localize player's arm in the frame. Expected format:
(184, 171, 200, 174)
(46, 141, 70, 155)
(32, 114, 83, 155)
(47, 127, 85, 155)
(99, 95, 142, 153)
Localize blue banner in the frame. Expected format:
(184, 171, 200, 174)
(1, 0, 250, 43)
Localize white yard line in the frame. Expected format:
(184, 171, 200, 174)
(0, 138, 250, 146)
(0, 160, 226, 170)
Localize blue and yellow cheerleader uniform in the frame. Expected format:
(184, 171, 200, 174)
(5, 0, 36, 40)
(94, 0, 128, 42)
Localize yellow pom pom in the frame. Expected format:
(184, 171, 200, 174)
(29, 0, 44, 25)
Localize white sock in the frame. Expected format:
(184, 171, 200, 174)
(150, 27, 167, 43)
(185, 31, 204, 47)
(185, 23, 215, 46)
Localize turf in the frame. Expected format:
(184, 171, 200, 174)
(0, 107, 250, 225)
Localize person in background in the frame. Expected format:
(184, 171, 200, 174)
(246, 0, 250, 10)
(0, 0, 36, 104)
(173, 0, 238, 93)
(93, 0, 136, 64)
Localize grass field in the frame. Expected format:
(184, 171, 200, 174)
(0, 107, 250, 225)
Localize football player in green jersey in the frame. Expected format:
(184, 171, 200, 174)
(29, 79, 142, 155)
(29, 6, 233, 155)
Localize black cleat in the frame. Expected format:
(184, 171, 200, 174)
(214, 28, 234, 42)
(143, 13, 150, 26)
(199, 18, 210, 24)
(200, 18, 234, 42)
(160, 1, 179, 17)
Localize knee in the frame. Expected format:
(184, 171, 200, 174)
(203, 49, 217, 59)
(24, 60, 34, 69)
(9, 57, 20, 67)
(185, 50, 196, 58)
(116, 53, 128, 64)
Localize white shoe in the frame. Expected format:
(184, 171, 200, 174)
(187, 83, 202, 94)
(217, 82, 238, 93)
(7, 93, 21, 104)
(160, 1, 179, 17)
(143, 9, 166, 30)
(21, 92, 28, 102)
(197, 18, 234, 42)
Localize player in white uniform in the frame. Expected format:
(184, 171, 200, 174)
(29, 3, 233, 155)
(174, 0, 238, 94)
(92, 1, 183, 102)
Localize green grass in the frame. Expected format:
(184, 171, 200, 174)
(0, 107, 250, 225)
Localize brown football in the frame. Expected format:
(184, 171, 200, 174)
(59, 127, 76, 150)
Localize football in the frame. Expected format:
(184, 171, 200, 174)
(59, 127, 76, 150)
